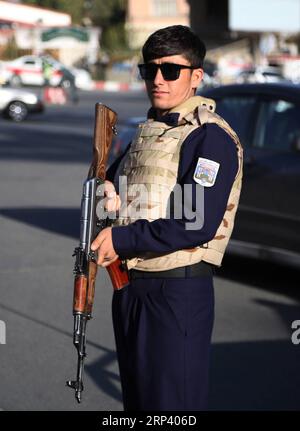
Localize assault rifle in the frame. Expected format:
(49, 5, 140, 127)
(66, 103, 129, 403)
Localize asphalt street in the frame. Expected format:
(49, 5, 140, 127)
(0, 89, 299, 411)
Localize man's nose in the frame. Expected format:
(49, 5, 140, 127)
(153, 66, 165, 84)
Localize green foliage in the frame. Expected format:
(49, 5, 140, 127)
(22, 0, 85, 24)
(85, 0, 129, 52)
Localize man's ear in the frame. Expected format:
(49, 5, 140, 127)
(191, 68, 204, 89)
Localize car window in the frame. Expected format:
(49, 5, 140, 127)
(254, 100, 300, 151)
(215, 96, 257, 147)
(262, 72, 281, 77)
(24, 60, 37, 65)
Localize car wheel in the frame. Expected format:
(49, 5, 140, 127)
(60, 79, 73, 89)
(9, 74, 22, 87)
(4, 101, 28, 122)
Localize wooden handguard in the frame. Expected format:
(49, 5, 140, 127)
(73, 262, 97, 315)
(73, 275, 87, 314)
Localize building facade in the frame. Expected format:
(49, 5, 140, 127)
(126, 0, 190, 49)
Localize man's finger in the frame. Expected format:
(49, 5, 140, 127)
(100, 254, 119, 268)
(97, 250, 107, 266)
(104, 180, 116, 196)
(105, 190, 116, 199)
(91, 230, 106, 251)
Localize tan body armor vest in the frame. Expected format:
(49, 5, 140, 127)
(113, 96, 243, 271)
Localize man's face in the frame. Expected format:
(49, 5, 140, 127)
(144, 54, 203, 115)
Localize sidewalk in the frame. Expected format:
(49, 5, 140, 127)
(93, 80, 145, 92)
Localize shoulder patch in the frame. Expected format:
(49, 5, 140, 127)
(193, 157, 220, 187)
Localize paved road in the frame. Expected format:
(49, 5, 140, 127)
(0, 89, 299, 411)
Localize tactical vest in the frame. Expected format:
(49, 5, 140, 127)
(112, 96, 243, 270)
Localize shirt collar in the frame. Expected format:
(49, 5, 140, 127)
(147, 107, 180, 126)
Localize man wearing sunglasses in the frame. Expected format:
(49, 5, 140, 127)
(91, 25, 243, 411)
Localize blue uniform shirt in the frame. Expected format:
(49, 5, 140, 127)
(107, 112, 238, 258)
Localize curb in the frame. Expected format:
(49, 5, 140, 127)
(93, 80, 145, 92)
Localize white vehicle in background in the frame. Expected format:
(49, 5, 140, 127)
(236, 66, 288, 84)
(2, 55, 65, 87)
(1, 55, 93, 89)
(0, 86, 44, 121)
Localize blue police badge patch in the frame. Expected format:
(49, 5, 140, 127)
(193, 157, 220, 187)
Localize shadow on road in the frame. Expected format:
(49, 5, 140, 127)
(86, 355, 123, 404)
(0, 126, 93, 163)
(0, 207, 80, 239)
(0, 110, 130, 164)
(0, 300, 123, 404)
(209, 337, 300, 410)
(217, 254, 300, 301)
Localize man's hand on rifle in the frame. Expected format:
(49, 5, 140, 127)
(91, 180, 121, 267)
(103, 180, 121, 212)
(91, 227, 118, 267)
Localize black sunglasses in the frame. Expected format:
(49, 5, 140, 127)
(138, 62, 197, 81)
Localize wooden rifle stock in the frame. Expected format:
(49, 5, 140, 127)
(90, 103, 129, 292)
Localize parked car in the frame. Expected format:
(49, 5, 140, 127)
(1, 55, 92, 89)
(236, 66, 288, 84)
(0, 86, 44, 121)
(203, 83, 300, 267)
(111, 83, 300, 267)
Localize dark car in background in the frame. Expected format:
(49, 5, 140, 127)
(199, 83, 300, 267)
(111, 83, 300, 268)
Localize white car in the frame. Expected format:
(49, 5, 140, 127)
(1, 55, 92, 89)
(0, 86, 44, 121)
(236, 66, 288, 84)
(1, 55, 64, 87)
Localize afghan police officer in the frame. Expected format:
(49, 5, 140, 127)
(91, 25, 243, 411)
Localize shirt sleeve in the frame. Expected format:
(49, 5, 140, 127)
(111, 123, 239, 256)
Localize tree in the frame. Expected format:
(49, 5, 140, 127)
(22, 0, 85, 24)
(87, 0, 128, 52)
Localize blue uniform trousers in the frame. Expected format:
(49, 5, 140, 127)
(112, 274, 215, 411)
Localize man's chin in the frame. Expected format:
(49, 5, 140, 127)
(151, 100, 171, 112)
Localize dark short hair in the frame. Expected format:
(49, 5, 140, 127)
(142, 25, 206, 68)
